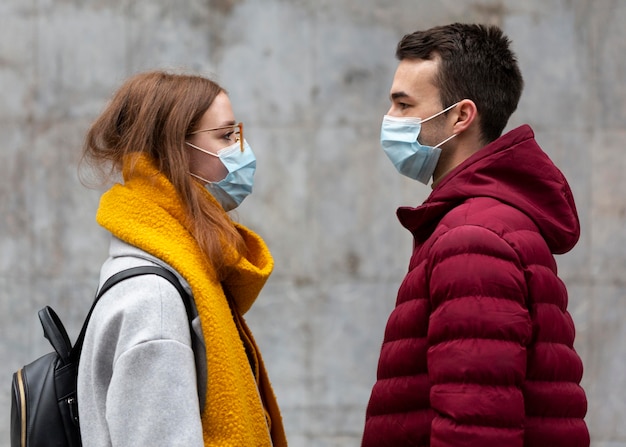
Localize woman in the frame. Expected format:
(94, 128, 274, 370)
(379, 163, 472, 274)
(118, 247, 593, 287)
(77, 70, 287, 447)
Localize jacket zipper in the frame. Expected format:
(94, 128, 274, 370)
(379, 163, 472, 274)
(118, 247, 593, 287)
(16, 368, 26, 447)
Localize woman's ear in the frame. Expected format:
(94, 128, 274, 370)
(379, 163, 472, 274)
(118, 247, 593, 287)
(452, 99, 477, 134)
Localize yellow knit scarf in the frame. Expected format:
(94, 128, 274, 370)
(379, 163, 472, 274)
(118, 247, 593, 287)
(96, 155, 287, 447)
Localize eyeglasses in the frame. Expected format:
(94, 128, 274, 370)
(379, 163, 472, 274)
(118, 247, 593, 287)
(188, 122, 244, 152)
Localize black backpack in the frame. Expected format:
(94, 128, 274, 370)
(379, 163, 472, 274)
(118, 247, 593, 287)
(10, 265, 205, 447)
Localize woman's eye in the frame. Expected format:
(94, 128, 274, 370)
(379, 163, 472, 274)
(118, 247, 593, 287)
(223, 131, 234, 140)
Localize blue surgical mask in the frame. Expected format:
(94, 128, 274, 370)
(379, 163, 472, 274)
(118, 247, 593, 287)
(186, 139, 256, 211)
(380, 102, 458, 184)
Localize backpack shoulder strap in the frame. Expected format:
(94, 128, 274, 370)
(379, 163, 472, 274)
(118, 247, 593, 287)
(98, 266, 193, 317)
(72, 265, 206, 410)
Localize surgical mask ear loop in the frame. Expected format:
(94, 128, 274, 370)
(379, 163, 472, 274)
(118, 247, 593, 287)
(420, 102, 459, 148)
(185, 141, 221, 184)
(419, 102, 460, 125)
(434, 133, 457, 148)
(186, 141, 219, 158)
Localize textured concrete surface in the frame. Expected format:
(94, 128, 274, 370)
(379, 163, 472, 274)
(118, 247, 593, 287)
(1, 0, 624, 445)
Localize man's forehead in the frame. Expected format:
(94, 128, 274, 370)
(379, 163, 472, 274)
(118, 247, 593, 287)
(390, 59, 439, 99)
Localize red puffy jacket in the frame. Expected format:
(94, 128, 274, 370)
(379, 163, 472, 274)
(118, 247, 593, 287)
(362, 125, 589, 447)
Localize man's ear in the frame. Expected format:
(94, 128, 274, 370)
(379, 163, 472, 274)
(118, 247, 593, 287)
(452, 99, 477, 133)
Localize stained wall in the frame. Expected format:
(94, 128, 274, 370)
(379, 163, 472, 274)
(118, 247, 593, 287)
(1, 1, 624, 445)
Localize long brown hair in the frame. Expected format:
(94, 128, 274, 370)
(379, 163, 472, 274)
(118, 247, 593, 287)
(80, 70, 245, 275)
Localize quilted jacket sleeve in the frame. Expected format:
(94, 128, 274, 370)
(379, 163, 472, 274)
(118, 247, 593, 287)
(426, 223, 533, 447)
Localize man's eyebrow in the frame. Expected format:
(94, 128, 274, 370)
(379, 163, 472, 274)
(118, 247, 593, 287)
(390, 91, 410, 101)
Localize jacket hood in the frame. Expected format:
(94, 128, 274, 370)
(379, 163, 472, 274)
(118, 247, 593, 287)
(397, 125, 580, 254)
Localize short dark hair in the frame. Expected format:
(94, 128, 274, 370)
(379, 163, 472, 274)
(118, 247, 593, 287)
(396, 23, 524, 143)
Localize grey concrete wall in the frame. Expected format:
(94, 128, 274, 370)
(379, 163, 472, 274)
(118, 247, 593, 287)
(1, 0, 623, 445)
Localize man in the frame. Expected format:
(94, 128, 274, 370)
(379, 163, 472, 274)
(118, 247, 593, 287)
(362, 23, 589, 447)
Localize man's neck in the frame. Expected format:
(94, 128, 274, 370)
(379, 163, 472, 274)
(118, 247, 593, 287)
(431, 137, 486, 188)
